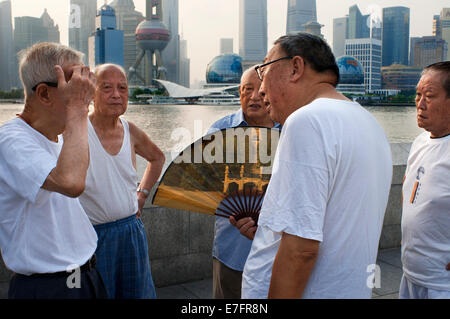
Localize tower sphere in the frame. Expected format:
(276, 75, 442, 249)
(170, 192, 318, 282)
(135, 19, 170, 52)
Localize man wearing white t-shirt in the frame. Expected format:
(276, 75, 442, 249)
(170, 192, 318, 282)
(239, 33, 392, 299)
(400, 62, 450, 299)
(0, 42, 107, 299)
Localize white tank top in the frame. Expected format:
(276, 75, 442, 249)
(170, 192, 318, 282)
(79, 118, 138, 225)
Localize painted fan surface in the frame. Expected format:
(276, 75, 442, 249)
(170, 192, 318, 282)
(152, 127, 281, 223)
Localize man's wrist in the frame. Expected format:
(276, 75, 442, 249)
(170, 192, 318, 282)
(137, 187, 150, 198)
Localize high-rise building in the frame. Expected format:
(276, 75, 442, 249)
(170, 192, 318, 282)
(411, 36, 448, 69)
(220, 38, 234, 55)
(162, 0, 180, 84)
(179, 38, 190, 88)
(89, 4, 124, 68)
(286, 0, 317, 34)
(239, 0, 267, 68)
(333, 16, 348, 57)
(0, 0, 16, 91)
(439, 8, 450, 60)
(381, 64, 422, 91)
(382, 7, 410, 66)
(69, 0, 97, 65)
(110, 0, 145, 83)
(345, 38, 382, 92)
(14, 9, 60, 54)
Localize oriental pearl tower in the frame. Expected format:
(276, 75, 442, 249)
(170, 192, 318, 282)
(128, 0, 170, 86)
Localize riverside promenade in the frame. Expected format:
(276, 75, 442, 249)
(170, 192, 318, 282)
(0, 143, 410, 299)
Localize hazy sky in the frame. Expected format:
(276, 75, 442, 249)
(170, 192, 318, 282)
(8, 0, 450, 85)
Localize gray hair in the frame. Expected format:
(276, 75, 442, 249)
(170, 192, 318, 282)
(18, 42, 84, 97)
(274, 33, 340, 87)
(422, 61, 450, 98)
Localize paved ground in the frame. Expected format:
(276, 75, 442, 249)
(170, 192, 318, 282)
(155, 247, 403, 299)
(0, 247, 402, 299)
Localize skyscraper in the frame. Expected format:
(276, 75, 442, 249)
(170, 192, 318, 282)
(239, 0, 267, 68)
(345, 38, 382, 92)
(69, 0, 97, 65)
(162, 0, 180, 84)
(439, 8, 450, 60)
(14, 10, 60, 54)
(220, 38, 234, 54)
(89, 4, 124, 68)
(179, 37, 190, 88)
(348, 5, 369, 39)
(0, 0, 15, 91)
(333, 16, 348, 57)
(411, 36, 448, 68)
(382, 7, 410, 66)
(286, 0, 317, 34)
(110, 0, 145, 84)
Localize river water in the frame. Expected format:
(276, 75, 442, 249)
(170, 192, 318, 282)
(0, 103, 423, 152)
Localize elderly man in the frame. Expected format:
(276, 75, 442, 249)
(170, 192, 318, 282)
(400, 61, 450, 299)
(0, 42, 106, 299)
(207, 67, 281, 299)
(78, 64, 165, 299)
(240, 33, 393, 299)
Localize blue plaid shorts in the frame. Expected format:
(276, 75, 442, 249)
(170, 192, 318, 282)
(94, 214, 156, 299)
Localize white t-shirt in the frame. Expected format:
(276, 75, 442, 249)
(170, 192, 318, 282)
(242, 98, 393, 299)
(79, 118, 139, 225)
(401, 131, 450, 291)
(0, 118, 98, 275)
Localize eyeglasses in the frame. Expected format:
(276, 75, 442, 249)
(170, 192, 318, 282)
(32, 82, 58, 92)
(254, 56, 293, 81)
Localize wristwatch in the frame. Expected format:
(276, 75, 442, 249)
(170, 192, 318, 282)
(137, 187, 150, 198)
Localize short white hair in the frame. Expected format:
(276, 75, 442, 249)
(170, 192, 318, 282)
(18, 42, 84, 97)
(94, 63, 127, 80)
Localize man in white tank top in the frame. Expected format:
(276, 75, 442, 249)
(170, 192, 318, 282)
(78, 64, 165, 299)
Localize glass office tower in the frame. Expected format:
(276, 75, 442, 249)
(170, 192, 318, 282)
(382, 6, 410, 66)
(286, 0, 317, 33)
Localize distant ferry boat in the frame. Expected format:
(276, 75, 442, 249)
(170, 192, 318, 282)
(196, 93, 240, 106)
(147, 96, 188, 105)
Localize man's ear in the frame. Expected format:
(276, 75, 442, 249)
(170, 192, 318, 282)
(34, 84, 52, 106)
(291, 56, 305, 82)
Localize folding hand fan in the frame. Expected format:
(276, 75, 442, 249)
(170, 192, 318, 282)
(152, 127, 281, 224)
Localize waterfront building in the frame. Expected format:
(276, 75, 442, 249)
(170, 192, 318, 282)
(220, 38, 234, 55)
(179, 38, 190, 88)
(162, 0, 180, 84)
(14, 9, 60, 53)
(110, 0, 145, 84)
(381, 64, 422, 91)
(345, 38, 382, 92)
(438, 8, 450, 60)
(286, 0, 317, 34)
(382, 7, 410, 66)
(88, 4, 124, 68)
(336, 56, 365, 95)
(411, 36, 447, 69)
(348, 5, 369, 40)
(69, 0, 97, 65)
(0, 0, 16, 91)
(239, 0, 267, 67)
(206, 54, 243, 85)
(333, 16, 348, 57)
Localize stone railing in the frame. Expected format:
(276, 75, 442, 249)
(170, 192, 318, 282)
(0, 143, 411, 290)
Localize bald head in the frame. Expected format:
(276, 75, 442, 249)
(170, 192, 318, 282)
(95, 63, 127, 80)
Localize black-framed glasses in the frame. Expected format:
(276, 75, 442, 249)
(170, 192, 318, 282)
(254, 56, 293, 81)
(32, 82, 58, 92)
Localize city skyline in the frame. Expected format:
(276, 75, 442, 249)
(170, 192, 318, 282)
(6, 0, 450, 85)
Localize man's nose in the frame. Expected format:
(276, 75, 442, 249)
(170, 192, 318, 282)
(416, 96, 426, 110)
